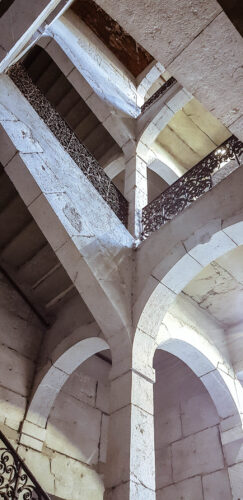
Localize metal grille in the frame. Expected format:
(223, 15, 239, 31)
(0, 430, 50, 499)
(8, 63, 128, 227)
(141, 135, 243, 239)
(140, 77, 177, 114)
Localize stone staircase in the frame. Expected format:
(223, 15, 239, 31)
(0, 163, 78, 325)
(23, 45, 120, 167)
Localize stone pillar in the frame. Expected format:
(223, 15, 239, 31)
(104, 369, 156, 500)
(124, 141, 148, 239)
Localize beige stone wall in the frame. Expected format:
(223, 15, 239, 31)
(0, 271, 109, 499)
(154, 350, 233, 500)
(0, 271, 43, 430)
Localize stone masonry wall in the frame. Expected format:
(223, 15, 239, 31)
(0, 271, 110, 499)
(0, 271, 43, 431)
(154, 349, 233, 500)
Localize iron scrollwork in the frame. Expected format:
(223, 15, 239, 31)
(0, 430, 50, 499)
(141, 135, 243, 239)
(8, 64, 128, 227)
(140, 77, 177, 114)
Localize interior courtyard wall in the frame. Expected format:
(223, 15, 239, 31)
(154, 349, 233, 500)
(0, 271, 43, 432)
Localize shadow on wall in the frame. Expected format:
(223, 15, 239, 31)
(154, 350, 233, 499)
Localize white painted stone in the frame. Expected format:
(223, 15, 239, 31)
(0, 386, 26, 430)
(0, 126, 17, 166)
(157, 476, 203, 500)
(67, 67, 93, 100)
(201, 370, 239, 419)
(172, 427, 224, 482)
(203, 469, 232, 500)
(22, 421, 46, 442)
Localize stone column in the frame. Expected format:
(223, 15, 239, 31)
(104, 369, 156, 500)
(124, 141, 148, 239)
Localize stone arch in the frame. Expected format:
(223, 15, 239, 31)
(133, 162, 243, 387)
(26, 333, 109, 429)
(155, 320, 243, 421)
(136, 61, 165, 106)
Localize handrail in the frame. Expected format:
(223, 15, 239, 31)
(140, 77, 177, 114)
(141, 135, 243, 239)
(0, 429, 50, 499)
(8, 63, 128, 227)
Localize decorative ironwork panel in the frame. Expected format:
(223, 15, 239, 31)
(0, 430, 50, 499)
(8, 64, 128, 227)
(140, 77, 177, 114)
(141, 136, 243, 239)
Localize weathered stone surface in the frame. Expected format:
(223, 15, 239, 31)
(172, 427, 224, 482)
(46, 392, 101, 464)
(157, 476, 203, 500)
(96, 0, 222, 67)
(202, 469, 232, 500)
(168, 12, 243, 129)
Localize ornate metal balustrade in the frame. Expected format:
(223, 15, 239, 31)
(141, 135, 243, 239)
(0, 429, 50, 499)
(140, 77, 177, 114)
(8, 64, 128, 227)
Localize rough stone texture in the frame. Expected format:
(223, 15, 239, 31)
(168, 12, 243, 129)
(157, 476, 204, 500)
(228, 462, 243, 499)
(96, 0, 222, 67)
(202, 469, 232, 500)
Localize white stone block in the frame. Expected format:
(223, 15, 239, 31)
(46, 39, 74, 76)
(0, 125, 17, 165)
(100, 414, 109, 463)
(228, 462, 243, 499)
(181, 392, 219, 436)
(172, 427, 224, 482)
(161, 253, 202, 294)
(46, 392, 101, 464)
(156, 446, 172, 489)
(0, 344, 34, 398)
(0, 386, 26, 430)
(157, 476, 203, 500)
(155, 406, 182, 447)
(19, 433, 43, 451)
(5, 154, 41, 206)
(51, 453, 104, 500)
(188, 231, 236, 267)
(202, 469, 232, 500)
(22, 421, 46, 441)
(28, 194, 69, 251)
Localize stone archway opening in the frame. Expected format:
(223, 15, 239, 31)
(153, 348, 233, 500)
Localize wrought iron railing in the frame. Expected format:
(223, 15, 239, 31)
(8, 64, 128, 227)
(141, 135, 243, 239)
(0, 429, 50, 499)
(141, 77, 177, 114)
